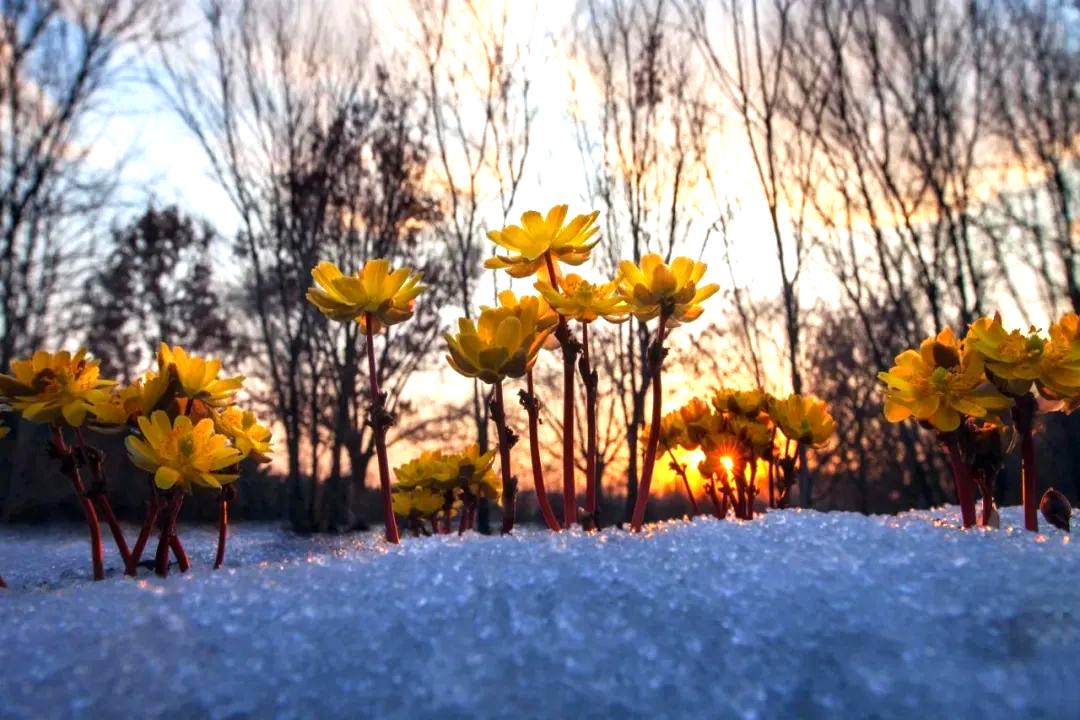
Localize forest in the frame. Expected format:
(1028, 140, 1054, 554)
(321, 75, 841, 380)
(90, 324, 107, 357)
(2, 0, 1079, 532)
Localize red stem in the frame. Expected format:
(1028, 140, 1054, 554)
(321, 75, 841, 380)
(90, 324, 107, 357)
(667, 448, 700, 516)
(977, 476, 994, 527)
(544, 252, 577, 528)
(365, 314, 400, 544)
(493, 381, 517, 534)
(746, 459, 757, 520)
(630, 317, 668, 532)
(768, 429, 777, 508)
(946, 440, 977, 529)
(458, 506, 467, 536)
(1017, 394, 1039, 532)
(95, 495, 130, 565)
(74, 428, 130, 565)
(154, 509, 172, 578)
(582, 323, 599, 520)
(525, 372, 561, 532)
(127, 491, 160, 576)
(214, 490, 229, 569)
(170, 533, 191, 573)
(705, 481, 725, 519)
(53, 427, 104, 581)
(154, 492, 184, 577)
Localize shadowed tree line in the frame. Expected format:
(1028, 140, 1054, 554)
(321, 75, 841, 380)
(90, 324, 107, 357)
(2, 0, 1079, 530)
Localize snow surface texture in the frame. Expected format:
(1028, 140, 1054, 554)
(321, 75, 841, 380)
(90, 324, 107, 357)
(1, 507, 1078, 719)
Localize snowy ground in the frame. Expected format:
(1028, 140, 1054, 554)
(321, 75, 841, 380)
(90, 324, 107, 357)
(1, 507, 1078, 719)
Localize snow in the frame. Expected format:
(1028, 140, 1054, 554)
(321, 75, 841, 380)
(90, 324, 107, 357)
(1, 507, 1078, 719)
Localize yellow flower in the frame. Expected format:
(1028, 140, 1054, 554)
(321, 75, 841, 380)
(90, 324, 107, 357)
(1035, 312, 1080, 402)
(443, 444, 500, 501)
(216, 407, 273, 463)
(879, 328, 1012, 432)
(678, 397, 716, 450)
(392, 486, 447, 518)
(965, 315, 1044, 394)
(534, 274, 628, 323)
(306, 259, 426, 333)
(768, 394, 835, 447)
(395, 450, 456, 490)
(445, 293, 558, 384)
(125, 410, 243, 491)
(713, 388, 768, 417)
(393, 444, 500, 508)
(484, 205, 600, 278)
(87, 381, 151, 429)
(616, 254, 719, 326)
(158, 344, 243, 408)
(966, 313, 1080, 402)
(648, 410, 688, 451)
(0, 349, 114, 427)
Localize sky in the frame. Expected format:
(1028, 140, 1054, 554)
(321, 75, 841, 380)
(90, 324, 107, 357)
(71, 0, 1058, 491)
(91, 0, 780, 323)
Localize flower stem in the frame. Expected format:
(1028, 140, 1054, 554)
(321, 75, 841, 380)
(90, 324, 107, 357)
(543, 252, 579, 528)
(127, 488, 160, 576)
(1015, 393, 1039, 532)
(491, 381, 517, 534)
(976, 474, 995, 527)
(52, 427, 104, 581)
(170, 533, 191, 573)
(214, 486, 234, 570)
(521, 372, 561, 531)
(74, 428, 130, 565)
(666, 447, 699, 516)
(630, 316, 669, 532)
(154, 492, 184, 577)
(458, 494, 476, 536)
(365, 314, 400, 544)
(945, 438, 977, 529)
(705, 480, 725, 519)
(580, 322, 600, 527)
(768, 428, 777, 508)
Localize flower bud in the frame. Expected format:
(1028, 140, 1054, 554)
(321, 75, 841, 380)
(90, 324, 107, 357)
(1039, 487, 1072, 533)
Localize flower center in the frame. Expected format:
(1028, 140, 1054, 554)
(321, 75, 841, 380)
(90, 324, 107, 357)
(179, 436, 195, 459)
(930, 366, 950, 389)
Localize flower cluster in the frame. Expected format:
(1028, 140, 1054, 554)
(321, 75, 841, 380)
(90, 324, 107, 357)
(391, 445, 500, 535)
(0, 344, 271, 581)
(115, 343, 271, 575)
(650, 389, 834, 519)
(880, 312, 1080, 531)
(442, 203, 720, 534)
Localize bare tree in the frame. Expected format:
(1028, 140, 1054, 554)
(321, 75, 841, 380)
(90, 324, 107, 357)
(412, 0, 536, 530)
(154, 1, 447, 530)
(0, 0, 172, 369)
(573, 0, 712, 522)
(683, 0, 829, 503)
(986, 0, 1080, 315)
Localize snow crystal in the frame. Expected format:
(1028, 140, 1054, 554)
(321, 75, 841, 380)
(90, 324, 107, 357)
(1, 507, 1078, 719)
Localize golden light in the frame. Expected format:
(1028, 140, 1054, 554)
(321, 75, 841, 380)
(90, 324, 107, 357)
(719, 455, 735, 475)
(653, 447, 706, 496)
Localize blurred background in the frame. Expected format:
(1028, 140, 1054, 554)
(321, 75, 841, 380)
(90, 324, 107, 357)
(2, 0, 1079, 531)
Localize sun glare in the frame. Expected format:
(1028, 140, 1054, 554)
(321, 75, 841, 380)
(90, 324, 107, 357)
(719, 455, 735, 475)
